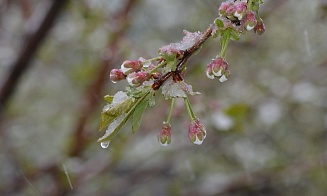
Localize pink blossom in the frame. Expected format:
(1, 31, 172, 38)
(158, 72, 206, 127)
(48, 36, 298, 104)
(121, 60, 142, 75)
(244, 11, 257, 31)
(157, 122, 171, 146)
(110, 69, 126, 83)
(188, 118, 207, 145)
(205, 56, 230, 82)
(126, 72, 150, 87)
(254, 18, 265, 35)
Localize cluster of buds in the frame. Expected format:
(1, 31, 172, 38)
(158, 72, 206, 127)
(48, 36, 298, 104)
(100, 0, 266, 148)
(219, 0, 247, 21)
(206, 56, 230, 82)
(157, 118, 207, 146)
(217, 0, 265, 34)
(109, 58, 154, 87)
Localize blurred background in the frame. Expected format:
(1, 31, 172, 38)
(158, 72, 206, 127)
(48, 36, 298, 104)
(1, 0, 327, 195)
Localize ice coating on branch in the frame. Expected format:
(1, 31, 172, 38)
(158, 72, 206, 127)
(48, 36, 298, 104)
(98, 114, 126, 142)
(179, 30, 202, 50)
(161, 80, 200, 99)
(159, 31, 202, 58)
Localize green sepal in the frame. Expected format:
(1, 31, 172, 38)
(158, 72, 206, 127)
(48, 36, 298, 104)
(229, 29, 240, 41)
(215, 18, 224, 28)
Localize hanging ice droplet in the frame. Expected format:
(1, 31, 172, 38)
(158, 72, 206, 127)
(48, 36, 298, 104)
(100, 141, 110, 149)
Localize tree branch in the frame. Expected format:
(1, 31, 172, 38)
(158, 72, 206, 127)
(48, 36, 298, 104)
(0, 0, 68, 118)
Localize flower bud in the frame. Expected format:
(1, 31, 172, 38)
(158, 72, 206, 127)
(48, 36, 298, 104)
(157, 122, 171, 146)
(188, 118, 207, 145)
(254, 18, 265, 35)
(126, 72, 150, 87)
(206, 56, 230, 82)
(121, 60, 142, 75)
(218, 1, 232, 17)
(110, 69, 126, 83)
(244, 11, 257, 31)
(233, 1, 247, 20)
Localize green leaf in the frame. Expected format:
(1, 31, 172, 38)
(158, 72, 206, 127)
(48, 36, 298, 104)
(99, 97, 134, 131)
(132, 93, 151, 133)
(98, 91, 151, 142)
(104, 95, 114, 103)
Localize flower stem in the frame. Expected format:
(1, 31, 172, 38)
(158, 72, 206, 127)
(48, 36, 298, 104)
(184, 97, 196, 121)
(247, 0, 253, 12)
(220, 34, 230, 58)
(166, 98, 175, 124)
(149, 61, 167, 74)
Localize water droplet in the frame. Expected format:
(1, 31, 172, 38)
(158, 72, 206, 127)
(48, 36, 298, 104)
(100, 141, 110, 149)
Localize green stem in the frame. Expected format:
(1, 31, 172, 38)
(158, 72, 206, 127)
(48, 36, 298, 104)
(220, 34, 230, 58)
(166, 98, 175, 124)
(184, 97, 196, 121)
(247, 0, 253, 12)
(146, 56, 161, 63)
(149, 61, 167, 74)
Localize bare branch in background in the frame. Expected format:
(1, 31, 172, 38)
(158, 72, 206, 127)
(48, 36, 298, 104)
(0, 0, 68, 119)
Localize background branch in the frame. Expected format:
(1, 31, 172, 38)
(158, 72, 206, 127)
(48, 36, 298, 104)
(0, 0, 68, 119)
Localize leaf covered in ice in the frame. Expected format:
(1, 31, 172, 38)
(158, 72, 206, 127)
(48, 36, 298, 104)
(162, 79, 200, 99)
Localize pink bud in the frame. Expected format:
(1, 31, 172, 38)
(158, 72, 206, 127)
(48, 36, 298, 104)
(121, 60, 142, 75)
(157, 122, 171, 146)
(188, 118, 206, 145)
(110, 69, 126, 83)
(126, 72, 150, 87)
(219, 1, 232, 16)
(244, 11, 257, 31)
(233, 1, 247, 20)
(206, 56, 230, 82)
(254, 18, 265, 35)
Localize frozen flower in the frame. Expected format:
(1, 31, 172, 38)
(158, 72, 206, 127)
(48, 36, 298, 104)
(254, 18, 265, 35)
(121, 60, 142, 75)
(126, 72, 150, 87)
(157, 122, 171, 146)
(233, 1, 247, 20)
(205, 56, 230, 82)
(244, 11, 257, 31)
(188, 118, 207, 145)
(219, 0, 233, 17)
(110, 69, 126, 83)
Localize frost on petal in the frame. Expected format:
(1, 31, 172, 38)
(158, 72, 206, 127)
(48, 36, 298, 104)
(193, 136, 204, 145)
(213, 69, 222, 77)
(219, 75, 228, 82)
(246, 25, 255, 31)
(98, 114, 126, 142)
(121, 65, 132, 75)
(162, 80, 200, 99)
